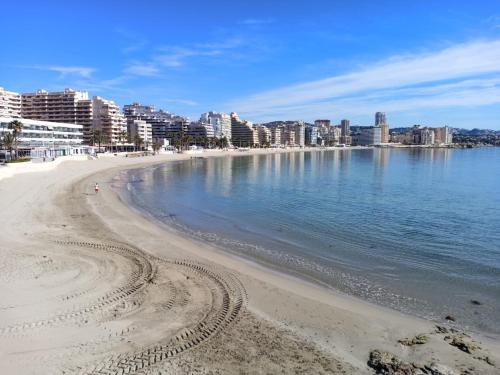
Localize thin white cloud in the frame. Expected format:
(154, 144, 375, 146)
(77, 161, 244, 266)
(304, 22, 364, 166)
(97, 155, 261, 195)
(240, 18, 274, 25)
(194, 38, 242, 50)
(123, 63, 160, 76)
(235, 79, 500, 123)
(228, 39, 500, 121)
(154, 38, 243, 68)
(25, 65, 95, 78)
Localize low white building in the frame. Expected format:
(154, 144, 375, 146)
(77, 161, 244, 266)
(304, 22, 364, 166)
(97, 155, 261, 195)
(0, 117, 91, 158)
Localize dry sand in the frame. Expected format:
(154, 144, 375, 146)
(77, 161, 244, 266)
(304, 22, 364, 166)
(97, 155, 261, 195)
(0, 150, 499, 374)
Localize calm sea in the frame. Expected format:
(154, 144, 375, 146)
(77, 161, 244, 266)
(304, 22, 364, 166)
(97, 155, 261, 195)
(118, 148, 500, 336)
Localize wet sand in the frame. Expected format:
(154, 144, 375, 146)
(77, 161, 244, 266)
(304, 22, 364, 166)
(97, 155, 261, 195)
(0, 150, 499, 374)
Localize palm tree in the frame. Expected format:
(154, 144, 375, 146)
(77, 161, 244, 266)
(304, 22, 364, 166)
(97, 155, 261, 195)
(152, 141, 162, 154)
(133, 134, 143, 151)
(1, 132, 17, 161)
(182, 135, 192, 150)
(220, 137, 228, 149)
(92, 129, 107, 152)
(118, 130, 128, 144)
(8, 120, 23, 159)
(95, 129, 103, 151)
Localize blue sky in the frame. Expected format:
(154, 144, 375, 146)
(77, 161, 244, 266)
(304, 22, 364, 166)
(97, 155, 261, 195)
(2, 0, 500, 129)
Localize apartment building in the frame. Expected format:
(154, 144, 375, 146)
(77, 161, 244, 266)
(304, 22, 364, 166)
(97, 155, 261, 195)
(340, 119, 352, 145)
(188, 122, 215, 139)
(320, 126, 341, 146)
(355, 126, 382, 145)
(231, 112, 258, 147)
(123, 102, 157, 118)
(293, 122, 305, 147)
(270, 126, 282, 145)
(166, 119, 190, 141)
(434, 126, 453, 145)
(200, 111, 231, 141)
(260, 121, 305, 147)
(305, 124, 318, 146)
(375, 112, 386, 126)
(123, 102, 186, 143)
(0, 87, 21, 117)
(92, 96, 126, 144)
(127, 119, 152, 145)
(282, 127, 295, 145)
(415, 127, 435, 145)
(314, 119, 331, 127)
(380, 124, 390, 143)
(257, 125, 271, 145)
(21, 89, 93, 141)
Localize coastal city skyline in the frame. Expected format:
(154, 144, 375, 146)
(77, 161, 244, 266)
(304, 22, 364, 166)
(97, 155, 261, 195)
(1, 84, 458, 156)
(2, 1, 500, 129)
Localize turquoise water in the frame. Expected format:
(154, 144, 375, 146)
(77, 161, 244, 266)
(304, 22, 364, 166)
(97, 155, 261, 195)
(119, 148, 500, 336)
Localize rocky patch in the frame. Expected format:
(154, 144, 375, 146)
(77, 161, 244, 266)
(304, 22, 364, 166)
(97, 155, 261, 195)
(368, 349, 416, 374)
(448, 337, 478, 354)
(398, 334, 429, 347)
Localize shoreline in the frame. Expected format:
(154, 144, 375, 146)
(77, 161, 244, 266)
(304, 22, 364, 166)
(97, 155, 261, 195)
(1, 149, 499, 374)
(117, 149, 500, 340)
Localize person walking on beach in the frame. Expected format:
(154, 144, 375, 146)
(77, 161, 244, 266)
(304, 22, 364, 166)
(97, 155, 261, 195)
(94, 183, 99, 194)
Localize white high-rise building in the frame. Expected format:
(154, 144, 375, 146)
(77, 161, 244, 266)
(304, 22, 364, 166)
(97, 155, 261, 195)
(0, 87, 21, 117)
(200, 111, 231, 141)
(92, 96, 126, 144)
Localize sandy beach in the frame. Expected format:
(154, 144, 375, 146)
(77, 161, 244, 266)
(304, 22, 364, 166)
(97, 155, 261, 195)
(0, 150, 499, 374)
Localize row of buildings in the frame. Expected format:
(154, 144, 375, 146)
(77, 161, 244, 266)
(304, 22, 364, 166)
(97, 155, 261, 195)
(0, 86, 308, 150)
(390, 125, 453, 145)
(0, 86, 453, 159)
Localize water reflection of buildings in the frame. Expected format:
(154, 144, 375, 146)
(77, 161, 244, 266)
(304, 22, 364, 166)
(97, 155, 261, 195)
(202, 156, 234, 197)
(372, 149, 389, 189)
(247, 154, 260, 185)
(262, 153, 273, 180)
(375, 148, 389, 171)
(407, 147, 451, 164)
